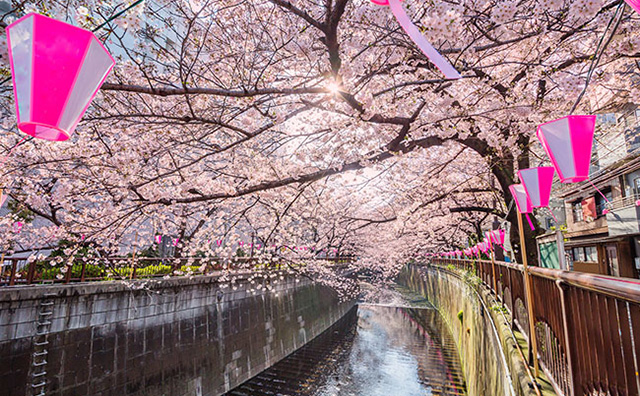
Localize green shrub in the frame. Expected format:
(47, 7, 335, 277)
(179, 265, 203, 273)
(40, 263, 105, 280)
(137, 265, 172, 277)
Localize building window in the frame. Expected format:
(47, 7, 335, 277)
(584, 246, 598, 262)
(566, 249, 574, 261)
(570, 246, 598, 263)
(573, 247, 586, 262)
(545, 217, 555, 229)
(596, 189, 612, 217)
(573, 201, 583, 222)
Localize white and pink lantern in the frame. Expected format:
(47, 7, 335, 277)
(518, 167, 555, 208)
(6, 13, 115, 141)
(493, 229, 506, 246)
(485, 232, 493, 250)
(479, 242, 488, 254)
(536, 115, 596, 183)
(509, 184, 533, 214)
(624, 0, 640, 16)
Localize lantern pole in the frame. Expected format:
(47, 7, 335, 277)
(490, 248, 498, 294)
(517, 211, 540, 377)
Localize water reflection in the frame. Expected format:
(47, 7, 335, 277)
(226, 305, 466, 396)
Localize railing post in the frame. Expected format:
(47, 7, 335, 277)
(517, 211, 540, 377)
(27, 260, 36, 284)
(8, 258, 17, 286)
(64, 263, 72, 284)
(80, 262, 87, 282)
(556, 279, 576, 396)
(490, 250, 498, 294)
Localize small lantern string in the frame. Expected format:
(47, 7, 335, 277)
(525, 213, 535, 231)
(587, 178, 612, 205)
(0, 135, 28, 168)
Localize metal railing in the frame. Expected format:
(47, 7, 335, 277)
(430, 257, 640, 396)
(0, 256, 353, 286)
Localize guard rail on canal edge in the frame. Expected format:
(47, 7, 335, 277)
(430, 257, 640, 396)
(0, 256, 353, 286)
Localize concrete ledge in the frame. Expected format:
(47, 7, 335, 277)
(0, 271, 355, 395)
(400, 263, 545, 396)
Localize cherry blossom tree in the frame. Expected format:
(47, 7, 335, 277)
(0, 0, 637, 281)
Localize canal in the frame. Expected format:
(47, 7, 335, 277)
(226, 287, 466, 396)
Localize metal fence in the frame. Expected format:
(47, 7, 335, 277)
(0, 256, 353, 286)
(431, 257, 640, 396)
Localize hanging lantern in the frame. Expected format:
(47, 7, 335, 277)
(13, 221, 23, 234)
(518, 167, 555, 208)
(485, 232, 493, 250)
(493, 229, 506, 246)
(155, 235, 162, 244)
(370, 0, 460, 79)
(478, 242, 488, 254)
(536, 115, 596, 183)
(625, 0, 640, 15)
(6, 13, 115, 141)
(509, 184, 533, 214)
(0, 188, 6, 208)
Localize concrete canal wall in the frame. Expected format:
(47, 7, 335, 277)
(0, 272, 355, 396)
(400, 263, 539, 396)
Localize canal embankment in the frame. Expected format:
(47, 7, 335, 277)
(399, 263, 554, 396)
(0, 271, 355, 396)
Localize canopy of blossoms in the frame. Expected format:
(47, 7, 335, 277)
(0, 0, 636, 284)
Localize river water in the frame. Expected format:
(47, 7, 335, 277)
(226, 286, 466, 396)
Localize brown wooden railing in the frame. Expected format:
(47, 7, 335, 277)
(430, 257, 640, 396)
(0, 256, 353, 286)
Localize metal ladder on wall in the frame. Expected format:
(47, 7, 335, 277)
(31, 293, 55, 396)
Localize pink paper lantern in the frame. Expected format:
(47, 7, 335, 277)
(485, 232, 493, 249)
(536, 115, 596, 183)
(518, 167, 555, 208)
(6, 13, 115, 141)
(493, 229, 506, 246)
(155, 235, 162, 244)
(509, 184, 533, 214)
(13, 221, 23, 234)
(625, 0, 640, 15)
